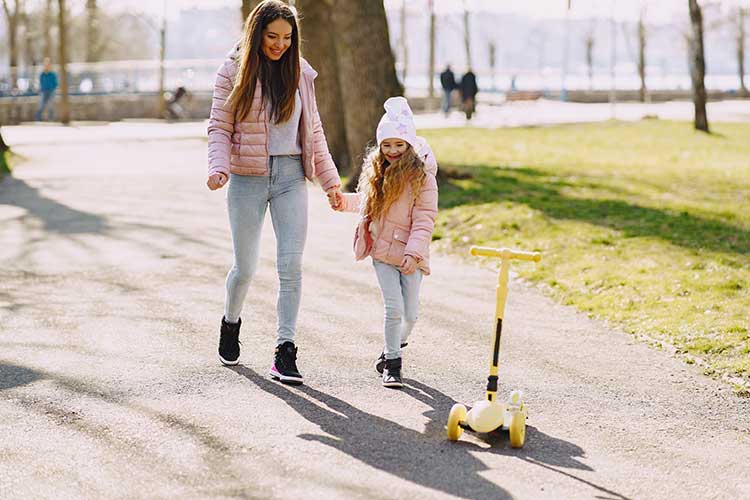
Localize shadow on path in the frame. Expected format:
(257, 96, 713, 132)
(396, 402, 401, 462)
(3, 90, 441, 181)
(404, 379, 633, 500)
(231, 365, 510, 499)
(231, 366, 633, 500)
(0, 177, 110, 234)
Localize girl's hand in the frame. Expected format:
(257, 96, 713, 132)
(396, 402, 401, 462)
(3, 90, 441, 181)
(207, 173, 228, 191)
(400, 255, 418, 275)
(326, 186, 343, 211)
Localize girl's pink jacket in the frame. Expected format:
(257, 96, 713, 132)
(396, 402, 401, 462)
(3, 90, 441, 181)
(341, 138, 439, 275)
(207, 45, 341, 192)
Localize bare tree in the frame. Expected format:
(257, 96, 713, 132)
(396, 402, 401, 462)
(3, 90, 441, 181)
(43, 0, 53, 58)
(637, 6, 647, 102)
(2, 0, 23, 89)
(85, 0, 102, 62)
(463, 1, 471, 68)
(688, 0, 709, 132)
(399, 0, 408, 84)
(584, 25, 595, 91)
(57, 0, 70, 124)
(737, 7, 748, 97)
(428, 0, 436, 99)
(330, 0, 402, 190)
(21, 8, 36, 79)
(296, 0, 349, 170)
(488, 41, 496, 92)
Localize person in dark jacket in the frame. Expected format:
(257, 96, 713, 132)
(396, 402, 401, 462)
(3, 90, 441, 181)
(439, 65, 457, 116)
(35, 58, 58, 122)
(459, 69, 478, 120)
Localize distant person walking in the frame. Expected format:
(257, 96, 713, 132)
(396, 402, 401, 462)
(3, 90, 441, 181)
(35, 58, 58, 122)
(439, 65, 457, 117)
(459, 69, 478, 120)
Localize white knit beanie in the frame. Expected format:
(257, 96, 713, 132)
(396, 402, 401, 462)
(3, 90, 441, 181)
(376, 96, 418, 148)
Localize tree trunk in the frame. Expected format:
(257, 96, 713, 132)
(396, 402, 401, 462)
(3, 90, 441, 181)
(44, 0, 53, 59)
(688, 0, 709, 133)
(23, 11, 36, 80)
(330, 0, 402, 190)
(428, 0, 435, 99)
(241, 0, 260, 27)
(585, 33, 594, 91)
(738, 8, 748, 98)
(638, 11, 647, 103)
(57, 0, 70, 124)
(2, 0, 21, 89)
(85, 0, 99, 62)
(463, 5, 471, 69)
(296, 0, 349, 172)
(399, 0, 407, 85)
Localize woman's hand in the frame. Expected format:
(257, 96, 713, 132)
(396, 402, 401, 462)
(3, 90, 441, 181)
(207, 173, 228, 191)
(399, 255, 418, 275)
(326, 186, 343, 211)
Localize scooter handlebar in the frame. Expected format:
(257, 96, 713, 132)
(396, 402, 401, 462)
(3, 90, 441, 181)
(470, 246, 541, 262)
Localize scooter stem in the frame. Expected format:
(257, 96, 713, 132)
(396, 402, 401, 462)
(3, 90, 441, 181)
(486, 259, 510, 402)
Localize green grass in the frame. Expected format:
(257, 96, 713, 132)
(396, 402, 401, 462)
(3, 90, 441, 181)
(422, 120, 750, 385)
(0, 149, 11, 178)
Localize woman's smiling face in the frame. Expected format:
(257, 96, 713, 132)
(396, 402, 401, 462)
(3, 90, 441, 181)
(262, 18, 293, 61)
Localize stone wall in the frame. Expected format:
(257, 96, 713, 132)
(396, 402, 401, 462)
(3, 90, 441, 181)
(0, 93, 213, 125)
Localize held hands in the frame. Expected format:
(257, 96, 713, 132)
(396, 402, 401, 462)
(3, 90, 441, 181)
(207, 173, 228, 191)
(326, 186, 343, 211)
(399, 255, 418, 275)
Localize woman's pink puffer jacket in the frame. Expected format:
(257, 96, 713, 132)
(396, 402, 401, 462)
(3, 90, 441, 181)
(207, 45, 341, 192)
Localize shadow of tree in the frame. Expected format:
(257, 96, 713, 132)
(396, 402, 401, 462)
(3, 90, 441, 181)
(438, 164, 749, 255)
(0, 361, 43, 391)
(229, 365, 509, 499)
(0, 177, 110, 234)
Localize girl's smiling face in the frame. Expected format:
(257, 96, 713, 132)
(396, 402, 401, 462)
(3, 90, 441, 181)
(380, 139, 409, 163)
(262, 18, 293, 61)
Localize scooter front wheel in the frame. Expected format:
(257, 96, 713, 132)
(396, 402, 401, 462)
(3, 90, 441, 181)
(508, 411, 526, 448)
(446, 403, 467, 441)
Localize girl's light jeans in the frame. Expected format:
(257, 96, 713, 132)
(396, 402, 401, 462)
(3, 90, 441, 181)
(372, 259, 423, 360)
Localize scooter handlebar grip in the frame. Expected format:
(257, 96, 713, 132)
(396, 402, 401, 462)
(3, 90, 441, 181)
(470, 246, 541, 262)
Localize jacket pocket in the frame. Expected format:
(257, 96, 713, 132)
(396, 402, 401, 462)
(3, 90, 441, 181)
(385, 227, 409, 266)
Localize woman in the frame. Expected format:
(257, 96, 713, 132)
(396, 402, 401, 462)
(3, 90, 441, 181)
(206, 0, 343, 385)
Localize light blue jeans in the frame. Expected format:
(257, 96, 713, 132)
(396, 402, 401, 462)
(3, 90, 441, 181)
(35, 90, 55, 121)
(372, 260, 423, 360)
(225, 155, 308, 345)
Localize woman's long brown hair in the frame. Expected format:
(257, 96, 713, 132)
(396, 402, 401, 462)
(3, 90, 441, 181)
(226, 0, 300, 124)
(358, 145, 427, 222)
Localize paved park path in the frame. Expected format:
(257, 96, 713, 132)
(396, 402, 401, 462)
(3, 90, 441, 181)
(1, 123, 748, 499)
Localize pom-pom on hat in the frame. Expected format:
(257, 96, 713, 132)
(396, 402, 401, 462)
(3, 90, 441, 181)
(376, 96, 418, 148)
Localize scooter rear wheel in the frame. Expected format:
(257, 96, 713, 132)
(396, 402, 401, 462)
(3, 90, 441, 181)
(508, 411, 526, 448)
(446, 404, 467, 441)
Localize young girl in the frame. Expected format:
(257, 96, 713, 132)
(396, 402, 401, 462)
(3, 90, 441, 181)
(206, 0, 343, 385)
(339, 97, 438, 388)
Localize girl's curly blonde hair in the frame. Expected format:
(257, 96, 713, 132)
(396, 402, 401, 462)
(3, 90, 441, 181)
(357, 144, 427, 221)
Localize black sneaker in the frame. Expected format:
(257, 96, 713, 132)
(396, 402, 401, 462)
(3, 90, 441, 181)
(218, 317, 241, 366)
(382, 357, 404, 388)
(270, 341, 303, 385)
(375, 342, 408, 374)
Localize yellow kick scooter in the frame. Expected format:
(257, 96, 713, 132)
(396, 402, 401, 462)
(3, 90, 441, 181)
(446, 246, 542, 448)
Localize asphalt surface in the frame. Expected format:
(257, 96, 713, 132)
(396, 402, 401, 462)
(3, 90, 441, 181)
(1, 123, 749, 499)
